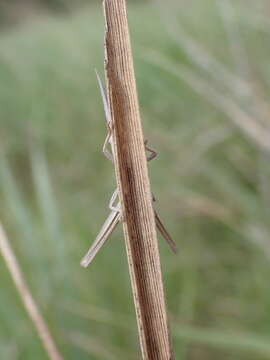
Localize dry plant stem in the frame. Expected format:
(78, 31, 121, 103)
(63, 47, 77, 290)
(103, 0, 174, 359)
(0, 224, 63, 360)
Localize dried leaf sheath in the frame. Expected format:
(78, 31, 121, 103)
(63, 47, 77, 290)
(102, 0, 174, 358)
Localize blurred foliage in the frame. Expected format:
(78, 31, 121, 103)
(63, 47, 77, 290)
(0, 0, 88, 27)
(1, 0, 270, 359)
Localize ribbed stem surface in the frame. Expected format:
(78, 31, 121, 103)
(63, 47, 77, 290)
(103, 1, 174, 358)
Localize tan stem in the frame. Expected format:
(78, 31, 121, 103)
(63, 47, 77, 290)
(103, 0, 174, 359)
(0, 224, 63, 360)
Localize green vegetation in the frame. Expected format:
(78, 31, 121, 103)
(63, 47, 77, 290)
(1, 1, 270, 359)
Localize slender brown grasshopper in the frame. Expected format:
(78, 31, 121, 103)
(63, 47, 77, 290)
(80, 72, 177, 267)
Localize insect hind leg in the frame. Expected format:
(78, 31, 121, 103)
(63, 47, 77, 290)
(109, 188, 121, 212)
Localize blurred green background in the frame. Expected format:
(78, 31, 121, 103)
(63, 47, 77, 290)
(1, 0, 270, 359)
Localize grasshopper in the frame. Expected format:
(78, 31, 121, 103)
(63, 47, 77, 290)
(80, 72, 177, 267)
